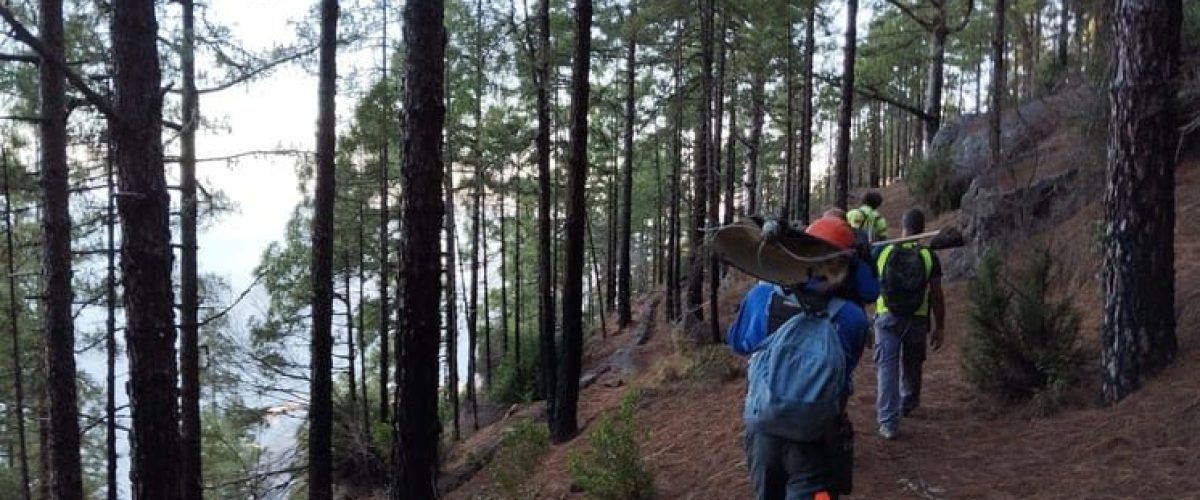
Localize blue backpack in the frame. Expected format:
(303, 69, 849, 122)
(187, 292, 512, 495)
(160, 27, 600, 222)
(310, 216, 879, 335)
(743, 294, 847, 443)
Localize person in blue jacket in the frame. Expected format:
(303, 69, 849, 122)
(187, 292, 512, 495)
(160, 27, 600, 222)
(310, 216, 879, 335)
(727, 217, 879, 500)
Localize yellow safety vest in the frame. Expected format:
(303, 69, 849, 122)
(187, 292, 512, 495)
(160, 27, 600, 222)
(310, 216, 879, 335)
(875, 242, 934, 316)
(847, 205, 887, 240)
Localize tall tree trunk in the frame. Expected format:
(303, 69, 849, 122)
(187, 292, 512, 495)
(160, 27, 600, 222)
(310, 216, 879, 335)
(514, 202, 523, 379)
(345, 264, 359, 420)
(357, 208, 370, 432)
(746, 69, 765, 215)
(924, 29, 947, 147)
(551, 0, 592, 444)
(535, 0, 557, 414)
(799, 1, 815, 223)
(443, 157, 461, 441)
(468, 178, 480, 432)
(667, 25, 684, 322)
(1056, 0, 1069, 72)
(2, 153, 31, 500)
(655, 145, 664, 284)
(616, 2, 637, 329)
(112, 0, 180, 497)
(783, 15, 795, 220)
(685, 0, 714, 336)
(104, 140, 118, 500)
(483, 205, 492, 388)
(178, 1, 202, 498)
(378, 0, 391, 425)
(499, 197, 508, 356)
(870, 101, 881, 188)
(1100, 0, 1180, 403)
(392, 0, 445, 495)
(706, 1, 723, 343)
(308, 1, 338, 498)
(834, 0, 857, 210)
(41, 0, 83, 496)
(991, 0, 1007, 171)
(724, 36, 738, 224)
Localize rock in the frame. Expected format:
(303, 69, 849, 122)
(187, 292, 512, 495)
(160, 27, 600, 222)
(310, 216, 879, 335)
(602, 378, 625, 388)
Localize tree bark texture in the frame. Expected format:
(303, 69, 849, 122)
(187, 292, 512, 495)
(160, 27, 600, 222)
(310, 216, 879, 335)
(308, 1, 338, 498)
(112, 0, 179, 497)
(443, 160, 461, 441)
(991, 0, 1006, 171)
(685, 0, 713, 335)
(617, 2, 637, 329)
(1100, 0, 1180, 404)
(834, 0, 858, 210)
(746, 69, 765, 216)
(551, 0, 592, 444)
(393, 0, 445, 495)
(535, 0, 557, 415)
(178, 1, 202, 498)
(799, 1, 815, 224)
(40, 0, 83, 496)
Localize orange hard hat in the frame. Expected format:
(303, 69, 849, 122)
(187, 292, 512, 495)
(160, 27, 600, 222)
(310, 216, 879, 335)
(805, 216, 856, 250)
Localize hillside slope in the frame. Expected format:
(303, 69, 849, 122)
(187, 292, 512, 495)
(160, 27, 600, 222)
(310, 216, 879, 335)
(446, 154, 1198, 499)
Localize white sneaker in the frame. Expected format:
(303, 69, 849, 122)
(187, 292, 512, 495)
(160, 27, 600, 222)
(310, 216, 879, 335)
(878, 425, 899, 440)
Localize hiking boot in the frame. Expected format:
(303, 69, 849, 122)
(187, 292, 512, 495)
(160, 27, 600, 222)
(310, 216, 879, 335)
(878, 425, 899, 440)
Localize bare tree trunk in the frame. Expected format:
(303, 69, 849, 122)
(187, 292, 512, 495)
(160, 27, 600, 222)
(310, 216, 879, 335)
(870, 101, 881, 188)
(104, 139, 118, 500)
(1100, 0, 1180, 403)
(514, 201, 523, 378)
(112, 0, 180, 496)
(991, 0, 1007, 171)
(1057, 0, 1069, 73)
(799, 1, 815, 223)
(834, 0, 857, 210)
(706, 0, 722, 343)
(535, 0, 557, 415)
(783, 14, 795, 220)
(616, 1, 638, 329)
(724, 34, 738, 224)
(443, 156, 461, 441)
(685, 0, 714, 337)
(378, 0, 392, 426)
(345, 262, 359, 419)
(307, 1, 339, 498)
(746, 69, 765, 216)
(2, 152, 31, 500)
(357, 207, 370, 432)
(177, 1, 202, 497)
(41, 0, 83, 495)
(551, 0, 592, 444)
(666, 27, 684, 322)
(392, 0, 445, 495)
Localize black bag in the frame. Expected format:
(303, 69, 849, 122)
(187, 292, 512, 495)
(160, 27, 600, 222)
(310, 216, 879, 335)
(881, 245, 929, 316)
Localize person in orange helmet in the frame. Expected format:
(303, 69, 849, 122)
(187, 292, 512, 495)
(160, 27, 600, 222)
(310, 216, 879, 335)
(726, 217, 878, 499)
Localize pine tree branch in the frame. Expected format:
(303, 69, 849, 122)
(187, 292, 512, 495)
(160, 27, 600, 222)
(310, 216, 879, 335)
(0, 52, 36, 63)
(0, 4, 119, 121)
(815, 72, 935, 123)
(949, 0, 976, 34)
(884, 0, 937, 31)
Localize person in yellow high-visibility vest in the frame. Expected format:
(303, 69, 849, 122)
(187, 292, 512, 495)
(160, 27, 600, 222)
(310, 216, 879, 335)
(846, 191, 888, 243)
(871, 209, 945, 441)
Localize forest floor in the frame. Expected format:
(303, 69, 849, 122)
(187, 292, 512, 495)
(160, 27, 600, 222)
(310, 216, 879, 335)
(444, 156, 1200, 499)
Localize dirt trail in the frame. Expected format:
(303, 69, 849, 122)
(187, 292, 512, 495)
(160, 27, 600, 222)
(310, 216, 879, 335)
(449, 159, 1200, 500)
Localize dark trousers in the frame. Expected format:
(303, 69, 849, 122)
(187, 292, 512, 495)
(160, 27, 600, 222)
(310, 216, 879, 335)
(874, 313, 929, 427)
(745, 417, 852, 500)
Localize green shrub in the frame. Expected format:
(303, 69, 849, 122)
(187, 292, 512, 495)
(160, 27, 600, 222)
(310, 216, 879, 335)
(568, 391, 655, 500)
(486, 334, 540, 405)
(907, 148, 965, 215)
(493, 419, 550, 499)
(961, 249, 1086, 415)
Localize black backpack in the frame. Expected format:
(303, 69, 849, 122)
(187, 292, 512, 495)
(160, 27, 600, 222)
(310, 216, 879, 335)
(881, 244, 929, 316)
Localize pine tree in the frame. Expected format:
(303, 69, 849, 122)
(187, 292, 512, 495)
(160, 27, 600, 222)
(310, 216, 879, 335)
(550, 0, 592, 445)
(393, 0, 446, 495)
(177, 1, 203, 498)
(112, 0, 181, 496)
(1100, 0, 1181, 403)
(834, 0, 858, 210)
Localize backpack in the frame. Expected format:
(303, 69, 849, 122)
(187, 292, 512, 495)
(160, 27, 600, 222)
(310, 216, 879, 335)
(743, 292, 847, 443)
(849, 207, 881, 245)
(880, 244, 930, 316)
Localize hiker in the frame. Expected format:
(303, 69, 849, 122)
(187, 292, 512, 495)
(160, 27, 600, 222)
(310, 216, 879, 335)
(873, 209, 945, 440)
(727, 217, 877, 500)
(846, 191, 887, 243)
